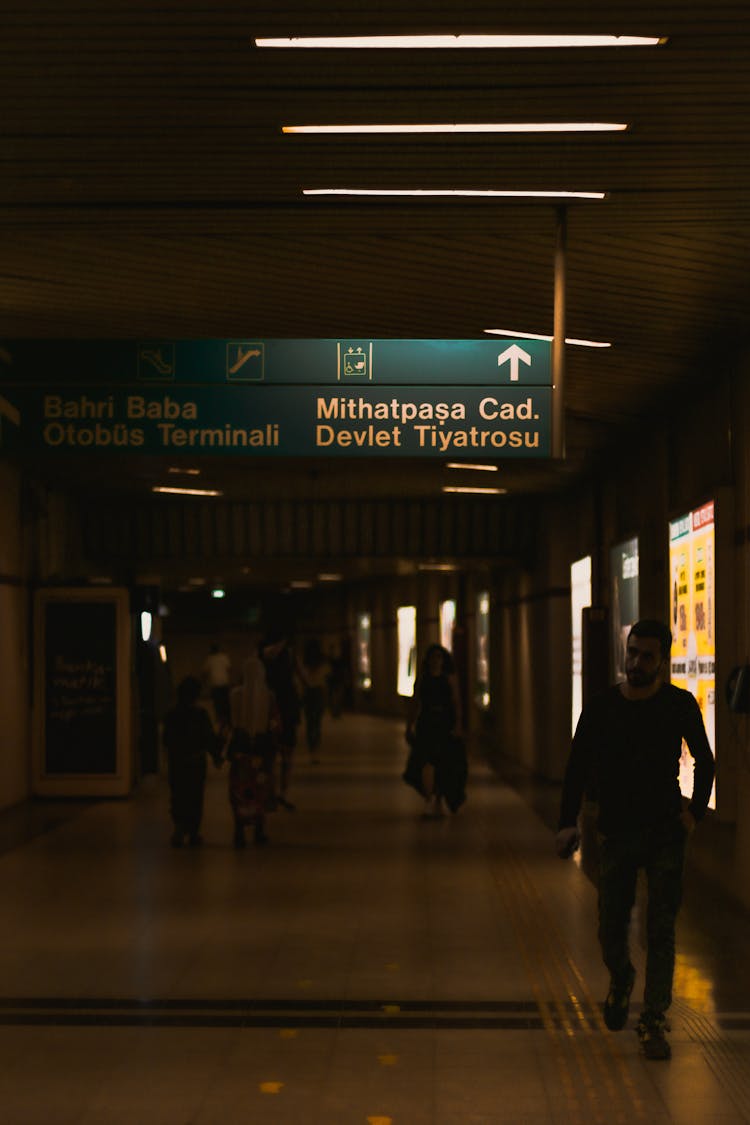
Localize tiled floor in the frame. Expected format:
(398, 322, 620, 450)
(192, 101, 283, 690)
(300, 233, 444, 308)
(1, 713, 750, 1123)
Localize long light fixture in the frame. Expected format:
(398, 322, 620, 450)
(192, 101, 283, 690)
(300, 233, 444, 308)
(443, 485, 507, 495)
(284, 122, 628, 135)
(303, 188, 607, 200)
(445, 462, 499, 472)
(485, 328, 611, 348)
(152, 485, 223, 497)
(256, 35, 667, 49)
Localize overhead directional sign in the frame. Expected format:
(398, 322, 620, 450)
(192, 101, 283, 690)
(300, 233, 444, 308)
(0, 337, 551, 386)
(497, 343, 533, 382)
(0, 338, 552, 458)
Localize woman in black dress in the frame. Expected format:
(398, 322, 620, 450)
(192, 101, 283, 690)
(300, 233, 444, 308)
(163, 675, 220, 846)
(404, 644, 466, 817)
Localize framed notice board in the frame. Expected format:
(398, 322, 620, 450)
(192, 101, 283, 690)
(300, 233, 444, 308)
(33, 587, 132, 796)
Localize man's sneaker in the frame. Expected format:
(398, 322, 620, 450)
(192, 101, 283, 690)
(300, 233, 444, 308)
(603, 965, 635, 1030)
(637, 1013, 672, 1060)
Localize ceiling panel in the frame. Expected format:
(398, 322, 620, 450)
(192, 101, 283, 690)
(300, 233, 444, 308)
(1, 0, 749, 530)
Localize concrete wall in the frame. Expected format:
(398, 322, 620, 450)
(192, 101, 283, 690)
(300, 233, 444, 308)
(0, 463, 29, 809)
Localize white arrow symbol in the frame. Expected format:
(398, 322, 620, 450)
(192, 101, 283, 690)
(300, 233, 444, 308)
(497, 344, 532, 381)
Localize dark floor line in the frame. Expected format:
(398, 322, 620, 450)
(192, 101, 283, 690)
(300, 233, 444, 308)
(0, 996, 579, 1013)
(0, 1012, 598, 1030)
(0, 994, 607, 1030)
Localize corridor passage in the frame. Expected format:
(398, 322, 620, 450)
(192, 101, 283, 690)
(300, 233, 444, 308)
(1, 714, 749, 1124)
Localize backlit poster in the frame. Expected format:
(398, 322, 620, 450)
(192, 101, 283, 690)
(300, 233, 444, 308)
(669, 501, 716, 808)
(571, 556, 592, 733)
(476, 592, 491, 708)
(397, 606, 417, 698)
(357, 612, 372, 690)
(439, 599, 456, 653)
(610, 537, 639, 683)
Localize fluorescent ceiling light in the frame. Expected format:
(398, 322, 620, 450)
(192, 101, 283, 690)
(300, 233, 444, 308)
(152, 485, 223, 497)
(484, 328, 611, 348)
(318, 573, 343, 582)
(304, 188, 607, 200)
(443, 486, 508, 495)
(445, 462, 499, 472)
(256, 35, 667, 49)
(285, 122, 628, 135)
(167, 466, 201, 475)
(417, 562, 460, 572)
(290, 580, 314, 589)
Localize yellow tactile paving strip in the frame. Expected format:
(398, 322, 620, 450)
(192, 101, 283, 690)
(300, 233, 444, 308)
(673, 999, 750, 1111)
(491, 838, 650, 1124)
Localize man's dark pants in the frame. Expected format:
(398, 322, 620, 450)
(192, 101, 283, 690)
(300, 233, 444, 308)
(597, 820, 687, 1016)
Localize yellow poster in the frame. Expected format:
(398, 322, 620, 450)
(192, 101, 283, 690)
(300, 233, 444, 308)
(669, 502, 715, 808)
(669, 513, 691, 689)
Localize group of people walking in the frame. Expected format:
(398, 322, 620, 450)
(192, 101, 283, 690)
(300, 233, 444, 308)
(164, 630, 330, 849)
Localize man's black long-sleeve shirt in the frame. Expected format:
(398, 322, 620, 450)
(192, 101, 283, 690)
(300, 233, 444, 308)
(558, 683, 715, 836)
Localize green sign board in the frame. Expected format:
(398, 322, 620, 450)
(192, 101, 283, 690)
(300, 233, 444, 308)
(0, 338, 552, 457)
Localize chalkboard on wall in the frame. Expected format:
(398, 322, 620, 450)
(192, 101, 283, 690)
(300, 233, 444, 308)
(44, 601, 117, 774)
(34, 588, 132, 795)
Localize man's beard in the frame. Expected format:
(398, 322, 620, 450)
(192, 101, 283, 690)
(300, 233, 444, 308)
(626, 668, 657, 687)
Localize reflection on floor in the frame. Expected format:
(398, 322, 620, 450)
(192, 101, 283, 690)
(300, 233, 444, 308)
(1, 713, 749, 1124)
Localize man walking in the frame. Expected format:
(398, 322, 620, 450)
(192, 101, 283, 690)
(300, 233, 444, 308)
(556, 619, 714, 1060)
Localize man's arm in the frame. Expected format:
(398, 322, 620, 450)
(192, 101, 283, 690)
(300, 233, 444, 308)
(558, 711, 593, 828)
(682, 692, 715, 824)
(555, 708, 593, 857)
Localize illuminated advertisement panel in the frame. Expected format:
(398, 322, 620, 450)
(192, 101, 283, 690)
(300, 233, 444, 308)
(571, 556, 592, 733)
(439, 599, 456, 652)
(357, 612, 372, 690)
(610, 537, 639, 683)
(669, 501, 716, 808)
(476, 592, 491, 708)
(397, 606, 417, 698)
